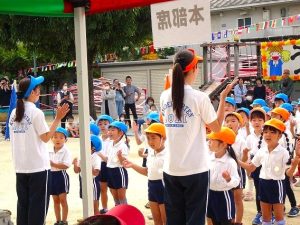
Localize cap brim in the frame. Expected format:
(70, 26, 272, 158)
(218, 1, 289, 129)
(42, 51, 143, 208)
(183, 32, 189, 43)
(24, 76, 44, 98)
(196, 55, 203, 62)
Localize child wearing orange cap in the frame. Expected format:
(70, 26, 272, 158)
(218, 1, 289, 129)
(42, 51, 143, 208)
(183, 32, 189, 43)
(243, 108, 266, 224)
(240, 118, 300, 225)
(123, 123, 166, 225)
(224, 112, 246, 225)
(270, 108, 299, 217)
(206, 127, 240, 225)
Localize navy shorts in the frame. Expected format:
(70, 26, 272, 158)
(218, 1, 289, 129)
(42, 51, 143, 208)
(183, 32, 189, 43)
(107, 167, 128, 189)
(207, 189, 235, 222)
(96, 161, 108, 182)
(148, 180, 164, 204)
(259, 178, 286, 204)
(50, 170, 69, 195)
(235, 167, 246, 189)
(79, 176, 100, 200)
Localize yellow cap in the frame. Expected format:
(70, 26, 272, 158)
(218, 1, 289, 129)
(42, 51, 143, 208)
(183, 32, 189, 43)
(225, 112, 244, 124)
(144, 123, 166, 138)
(271, 107, 290, 122)
(264, 118, 286, 132)
(207, 127, 236, 145)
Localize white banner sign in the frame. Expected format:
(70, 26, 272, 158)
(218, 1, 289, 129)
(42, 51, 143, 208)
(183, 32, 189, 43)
(151, 0, 211, 48)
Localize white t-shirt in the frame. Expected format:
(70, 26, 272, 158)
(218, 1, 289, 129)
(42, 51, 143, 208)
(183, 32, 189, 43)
(251, 145, 289, 180)
(147, 148, 165, 180)
(160, 85, 217, 176)
(295, 111, 300, 134)
(232, 133, 247, 160)
(246, 131, 266, 157)
(49, 145, 72, 171)
(78, 153, 101, 178)
(9, 101, 50, 173)
(106, 139, 129, 168)
(98, 136, 111, 157)
(209, 152, 240, 191)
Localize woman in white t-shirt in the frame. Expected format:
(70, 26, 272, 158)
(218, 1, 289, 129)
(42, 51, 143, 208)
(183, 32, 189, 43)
(9, 76, 69, 225)
(160, 49, 237, 225)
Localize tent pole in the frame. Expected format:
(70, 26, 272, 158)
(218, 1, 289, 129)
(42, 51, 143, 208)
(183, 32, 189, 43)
(74, 6, 94, 218)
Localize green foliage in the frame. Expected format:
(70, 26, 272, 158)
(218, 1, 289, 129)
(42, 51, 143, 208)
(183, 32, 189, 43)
(157, 47, 175, 59)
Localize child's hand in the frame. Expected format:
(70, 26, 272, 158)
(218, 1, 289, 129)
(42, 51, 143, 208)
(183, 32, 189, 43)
(50, 160, 54, 167)
(220, 78, 238, 99)
(242, 148, 250, 157)
(222, 171, 231, 182)
(117, 150, 123, 158)
(132, 121, 138, 133)
(122, 159, 133, 168)
(291, 156, 300, 167)
(72, 158, 78, 165)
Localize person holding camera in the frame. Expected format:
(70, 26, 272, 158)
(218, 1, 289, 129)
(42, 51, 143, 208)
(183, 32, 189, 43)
(113, 79, 125, 119)
(101, 81, 118, 120)
(57, 83, 74, 128)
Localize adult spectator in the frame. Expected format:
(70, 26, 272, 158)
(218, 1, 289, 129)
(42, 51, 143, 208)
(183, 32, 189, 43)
(233, 77, 247, 108)
(57, 82, 74, 128)
(160, 49, 236, 225)
(113, 79, 125, 119)
(101, 81, 118, 120)
(123, 76, 141, 128)
(253, 77, 266, 100)
(279, 69, 294, 100)
(0, 76, 12, 107)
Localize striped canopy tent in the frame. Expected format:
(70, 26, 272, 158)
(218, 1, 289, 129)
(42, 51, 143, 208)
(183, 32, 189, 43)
(0, 0, 172, 218)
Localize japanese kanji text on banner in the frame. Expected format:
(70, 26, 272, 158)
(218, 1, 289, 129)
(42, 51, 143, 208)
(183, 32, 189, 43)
(151, 0, 211, 48)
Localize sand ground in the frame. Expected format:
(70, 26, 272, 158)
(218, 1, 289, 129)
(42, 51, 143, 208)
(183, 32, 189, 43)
(0, 127, 299, 225)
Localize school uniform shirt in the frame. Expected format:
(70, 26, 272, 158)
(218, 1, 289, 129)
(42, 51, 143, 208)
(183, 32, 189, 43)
(238, 125, 253, 140)
(246, 131, 266, 157)
(295, 111, 300, 134)
(9, 101, 50, 173)
(232, 133, 246, 160)
(147, 148, 165, 180)
(209, 152, 240, 191)
(49, 146, 72, 171)
(251, 145, 289, 180)
(106, 139, 129, 168)
(98, 136, 111, 157)
(279, 129, 294, 152)
(78, 153, 101, 178)
(160, 85, 217, 176)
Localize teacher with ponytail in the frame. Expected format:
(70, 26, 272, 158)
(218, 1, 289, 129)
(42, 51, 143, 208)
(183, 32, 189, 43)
(8, 75, 69, 225)
(160, 49, 237, 225)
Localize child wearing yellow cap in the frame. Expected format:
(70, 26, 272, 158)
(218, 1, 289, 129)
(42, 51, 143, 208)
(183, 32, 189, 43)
(240, 118, 300, 225)
(123, 123, 166, 225)
(206, 127, 240, 225)
(224, 112, 246, 225)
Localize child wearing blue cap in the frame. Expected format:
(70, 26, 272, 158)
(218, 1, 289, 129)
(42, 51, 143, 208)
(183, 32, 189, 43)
(236, 108, 251, 139)
(8, 76, 69, 225)
(99, 121, 129, 206)
(73, 135, 102, 215)
(274, 93, 288, 108)
(49, 127, 72, 225)
(96, 114, 114, 214)
(225, 97, 236, 113)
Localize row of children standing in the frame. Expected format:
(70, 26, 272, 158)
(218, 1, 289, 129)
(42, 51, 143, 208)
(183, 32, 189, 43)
(49, 115, 130, 225)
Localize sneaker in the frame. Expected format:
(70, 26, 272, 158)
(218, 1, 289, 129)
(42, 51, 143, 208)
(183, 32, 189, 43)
(59, 222, 68, 225)
(145, 202, 150, 209)
(252, 212, 262, 225)
(287, 207, 299, 217)
(100, 208, 108, 214)
(54, 222, 60, 225)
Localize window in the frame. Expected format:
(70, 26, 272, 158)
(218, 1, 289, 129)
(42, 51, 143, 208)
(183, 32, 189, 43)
(238, 17, 252, 28)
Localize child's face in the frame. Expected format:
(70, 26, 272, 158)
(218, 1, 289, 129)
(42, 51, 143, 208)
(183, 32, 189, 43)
(275, 99, 284, 108)
(208, 139, 225, 153)
(146, 133, 164, 151)
(224, 103, 235, 113)
(51, 132, 66, 149)
(250, 117, 265, 131)
(271, 113, 284, 122)
(98, 120, 110, 133)
(68, 118, 74, 124)
(225, 115, 240, 133)
(263, 127, 282, 146)
(108, 127, 122, 141)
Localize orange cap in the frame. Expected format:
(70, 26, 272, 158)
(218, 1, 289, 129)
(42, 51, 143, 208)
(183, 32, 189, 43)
(264, 118, 286, 132)
(164, 74, 171, 90)
(225, 112, 244, 124)
(271, 107, 290, 122)
(144, 123, 166, 138)
(182, 49, 203, 73)
(250, 108, 266, 120)
(207, 127, 236, 145)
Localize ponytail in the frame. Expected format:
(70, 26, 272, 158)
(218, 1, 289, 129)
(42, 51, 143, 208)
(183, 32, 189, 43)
(227, 145, 241, 177)
(257, 133, 263, 150)
(172, 63, 185, 120)
(283, 132, 293, 164)
(15, 77, 31, 122)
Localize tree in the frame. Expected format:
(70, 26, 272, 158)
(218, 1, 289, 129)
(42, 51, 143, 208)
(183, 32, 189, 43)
(0, 7, 152, 118)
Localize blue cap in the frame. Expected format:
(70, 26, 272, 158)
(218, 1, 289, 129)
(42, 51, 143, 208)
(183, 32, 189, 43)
(90, 135, 102, 152)
(90, 123, 100, 136)
(146, 112, 160, 123)
(251, 98, 267, 107)
(55, 127, 68, 138)
(262, 106, 271, 113)
(109, 121, 128, 134)
(225, 97, 236, 107)
(24, 76, 44, 98)
(280, 103, 293, 113)
(236, 107, 250, 117)
(275, 93, 288, 103)
(96, 114, 113, 124)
